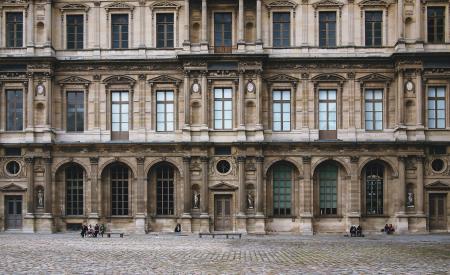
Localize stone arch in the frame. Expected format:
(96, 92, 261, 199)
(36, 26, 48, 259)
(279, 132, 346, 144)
(311, 157, 350, 177)
(99, 158, 137, 178)
(145, 157, 183, 177)
(54, 158, 90, 177)
(358, 157, 398, 178)
(264, 157, 302, 176)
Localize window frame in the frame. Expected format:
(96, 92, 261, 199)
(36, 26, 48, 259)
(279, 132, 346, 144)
(271, 163, 293, 217)
(213, 87, 233, 130)
(65, 14, 85, 50)
(364, 163, 384, 216)
(66, 90, 85, 132)
(317, 88, 338, 138)
(427, 85, 447, 129)
(426, 6, 447, 44)
(110, 164, 130, 216)
(318, 10, 337, 48)
(110, 13, 130, 49)
(212, 11, 234, 53)
(317, 163, 339, 216)
(272, 89, 292, 132)
(156, 90, 175, 132)
(65, 165, 84, 216)
(150, 2, 180, 48)
(5, 89, 24, 132)
(364, 10, 383, 47)
(110, 90, 130, 140)
(272, 12, 291, 48)
(364, 88, 384, 131)
(155, 13, 175, 49)
(155, 164, 175, 216)
(5, 11, 24, 48)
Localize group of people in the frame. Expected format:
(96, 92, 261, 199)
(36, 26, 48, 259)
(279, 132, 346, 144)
(383, 224, 395, 234)
(81, 224, 105, 238)
(349, 225, 363, 237)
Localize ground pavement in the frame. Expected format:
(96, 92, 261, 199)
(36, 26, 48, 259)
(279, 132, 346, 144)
(0, 233, 449, 274)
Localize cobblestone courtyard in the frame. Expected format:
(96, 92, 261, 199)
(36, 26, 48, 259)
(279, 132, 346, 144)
(0, 233, 449, 274)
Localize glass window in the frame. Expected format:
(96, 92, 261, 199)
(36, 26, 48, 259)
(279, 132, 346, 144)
(273, 163, 292, 216)
(6, 12, 23, 48)
(111, 164, 129, 216)
(319, 12, 336, 47)
(319, 164, 337, 215)
(273, 12, 290, 47)
(156, 13, 174, 48)
(156, 164, 174, 215)
(214, 88, 233, 130)
(6, 90, 23, 131)
(318, 89, 337, 131)
(427, 7, 445, 43)
(65, 165, 84, 216)
(365, 89, 383, 131)
(365, 11, 382, 46)
(67, 91, 84, 132)
(214, 13, 232, 53)
(272, 90, 291, 131)
(428, 86, 446, 129)
(156, 90, 174, 132)
(365, 164, 384, 215)
(111, 91, 129, 139)
(66, 15, 84, 49)
(111, 14, 129, 49)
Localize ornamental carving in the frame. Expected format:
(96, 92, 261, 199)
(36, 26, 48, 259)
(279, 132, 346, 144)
(148, 75, 182, 86)
(357, 73, 393, 84)
(103, 75, 136, 88)
(358, 0, 392, 8)
(266, 0, 298, 9)
(265, 74, 299, 86)
(150, 1, 180, 10)
(104, 2, 135, 12)
(311, 73, 346, 83)
(60, 3, 90, 12)
(58, 76, 91, 87)
(312, 0, 344, 9)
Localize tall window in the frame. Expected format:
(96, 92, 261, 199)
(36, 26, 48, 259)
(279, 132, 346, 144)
(273, 163, 292, 216)
(65, 165, 84, 216)
(365, 89, 383, 131)
(427, 7, 445, 43)
(67, 91, 84, 132)
(6, 12, 23, 48)
(156, 13, 174, 48)
(318, 89, 337, 139)
(214, 13, 232, 53)
(214, 88, 232, 130)
(111, 14, 129, 49)
(365, 164, 384, 215)
(273, 12, 290, 47)
(428, 86, 446, 129)
(365, 11, 382, 46)
(66, 15, 84, 49)
(319, 164, 337, 215)
(156, 164, 174, 215)
(319, 12, 336, 47)
(111, 91, 129, 140)
(273, 90, 291, 131)
(6, 90, 23, 131)
(111, 164, 129, 216)
(156, 90, 174, 132)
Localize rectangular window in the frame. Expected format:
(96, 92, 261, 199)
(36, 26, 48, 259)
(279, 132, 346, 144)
(428, 7, 445, 43)
(66, 15, 84, 49)
(365, 89, 383, 131)
(214, 88, 233, 130)
(273, 12, 290, 47)
(6, 90, 23, 131)
(65, 166, 84, 216)
(319, 11, 336, 47)
(156, 90, 174, 132)
(272, 90, 291, 131)
(319, 165, 338, 215)
(6, 12, 23, 48)
(214, 13, 232, 53)
(156, 165, 174, 215)
(318, 89, 337, 130)
(111, 165, 129, 216)
(428, 86, 446, 129)
(273, 164, 292, 216)
(111, 91, 129, 140)
(66, 91, 84, 132)
(111, 14, 129, 49)
(365, 11, 382, 47)
(156, 13, 174, 48)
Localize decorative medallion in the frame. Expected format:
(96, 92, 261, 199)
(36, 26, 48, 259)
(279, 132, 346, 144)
(405, 80, 414, 93)
(246, 81, 255, 93)
(36, 84, 45, 95)
(191, 82, 200, 93)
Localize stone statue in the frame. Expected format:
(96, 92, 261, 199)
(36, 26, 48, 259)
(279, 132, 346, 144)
(193, 191, 200, 209)
(247, 193, 254, 209)
(37, 189, 44, 208)
(407, 191, 414, 208)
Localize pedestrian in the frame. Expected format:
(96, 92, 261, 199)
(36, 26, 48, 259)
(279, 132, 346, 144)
(100, 224, 105, 237)
(94, 224, 99, 238)
(80, 224, 86, 238)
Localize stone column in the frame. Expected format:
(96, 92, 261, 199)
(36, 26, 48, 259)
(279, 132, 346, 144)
(183, 0, 190, 47)
(184, 72, 191, 127)
(201, 72, 208, 127)
(416, 156, 424, 214)
(397, 0, 404, 41)
(397, 156, 406, 214)
(27, 3, 35, 49)
(44, 0, 52, 47)
(349, 156, 360, 215)
(237, 0, 245, 50)
(94, 2, 100, 48)
(301, 156, 313, 235)
(416, 70, 423, 127)
(237, 156, 246, 215)
(200, 0, 208, 50)
(256, 0, 262, 45)
(45, 74, 52, 128)
(182, 156, 192, 232)
(301, 2, 308, 46)
(254, 155, 265, 234)
(397, 70, 404, 126)
(200, 156, 210, 232)
(135, 157, 146, 234)
(27, 73, 34, 129)
(255, 72, 262, 128)
(44, 157, 53, 214)
(139, 1, 145, 48)
(238, 72, 245, 128)
(89, 157, 99, 219)
(24, 157, 35, 233)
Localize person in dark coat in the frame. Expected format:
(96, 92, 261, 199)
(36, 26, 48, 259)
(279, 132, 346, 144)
(94, 224, 100, 237)
(80, 224, 86, 238)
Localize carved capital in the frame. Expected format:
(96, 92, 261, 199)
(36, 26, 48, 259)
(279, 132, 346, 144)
(25, 157, 35, 164)
(350, 156, 359, 163)
(43, 157, 53, 164)
(236, 156, 246, 163)
(136, 157, 145, 165)
(255, 156, 265, 163)
(89, 157, 99, 165)
(182, 156, 192, 163)
(200, 156, 209, 163)
(302, 156, 311, 164)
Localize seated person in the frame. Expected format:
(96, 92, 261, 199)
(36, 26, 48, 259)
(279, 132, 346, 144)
(349, 225, 357, 237)
(174, 223, 181, 233)
(384, 224, 389, 233)
(387, 224, 395, 234)
(356, 225, 362, 237)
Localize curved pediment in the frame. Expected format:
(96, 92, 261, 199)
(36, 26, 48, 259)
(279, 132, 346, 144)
(58, 76, 91, 87)
(265, 74, 300, 84)
(104, 2, 135, 11)
(209, 182, 238, 191)
(0, 183, 27, 192)
(425, 181, 450, 190)
(151, 1, 181, 10)
(103, 75, 136, 86)
(60, 3, 90, 12)
(357, 73, 392, 83)
(312, 0, 344, 9)
(266, 0, 298, 9)
(148, 75, 182, 86)
(358, 0, 392, 8)
(311, 73, 346, 82)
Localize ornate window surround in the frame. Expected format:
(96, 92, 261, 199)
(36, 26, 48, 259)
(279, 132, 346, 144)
(0, 78, 27, 132)
(358, 0, 391, 47)
(150, 1, 181, 48)
(423, 78, 450, 130)
(422, 0, 449, 44)
(59, 4, 90, 50)
(312, 0, 344, 47)
(148, 75, 182, 132)
(265, 0, 298, 47)
(104, 2, 135, 49)
(58, 76, 91, 132)
(0, 1, 28, 48)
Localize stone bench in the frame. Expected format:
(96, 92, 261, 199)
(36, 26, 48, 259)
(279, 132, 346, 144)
(199, 232, 242, 239)
(106, 232, 124, 238)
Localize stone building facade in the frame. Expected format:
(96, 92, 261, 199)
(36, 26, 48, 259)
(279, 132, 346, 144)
(0, 0, 449, 234)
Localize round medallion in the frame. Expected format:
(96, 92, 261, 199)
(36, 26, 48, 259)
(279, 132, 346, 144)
(5, 161, 20, 176)
(247, 81, 255, 93)
(192, 83, 200, 93)
(431, 158, 446, 173)
(405, 81, 414, 92)
(36, 84, 45, 95)
(216, 160, 231, 174)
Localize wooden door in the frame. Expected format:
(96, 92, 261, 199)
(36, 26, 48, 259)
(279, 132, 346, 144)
(429, 194, 447, 230)
(214, 195, 232, 231)
(5, 196, 22, 230)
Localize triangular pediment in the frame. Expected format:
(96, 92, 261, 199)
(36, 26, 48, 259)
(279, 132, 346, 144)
(103, 75, 136, 85)
(148, 75, 182, 85)
(266, 0, 298, 9)
(358, 0, 391, 8)
(60, 3, 90, 12)
(357, 73, 392, 83)
(105, 2, 135, 11)
(265, 74, 299, 83)
(312, 0, 344, 9)
(151, 1, 181, 9)
(209, 182, 238, 191)
(0, 0, 29, 8)
(0, 183, 27, 192)
(58, 76, 91, 86)
(311, 73, 346, 82)
(425, 181, 450, 190)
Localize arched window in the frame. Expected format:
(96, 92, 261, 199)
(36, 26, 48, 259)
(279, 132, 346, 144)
(65, 165, 84, 216)
(156, 164, 174, 215)
(365, 164, 384, 215)
(272, 163, 292, 216)
(111, 164, 129, 216)
(319, 164, 337, 215)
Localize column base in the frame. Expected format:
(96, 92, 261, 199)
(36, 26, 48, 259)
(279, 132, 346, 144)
(183, 41, 191, 51)
(181, 214, 192, 233)
(237, 42, 246, 52)
(395, 213, 409, 234)
(200, 127, 209, 142)
(182, 127, 192, 142)
(408, 214, 427, 233)
(35, 213, 54, 233)
(88, 213, 100, 225)
(199, 215, 210, 233)
(236, 215, 247, 233)
(237, 129, 246, 142)
(200, 42, 209, 53)
(300, 213, 313, 235)
(255, 41, 263, 53)
(134, 214, 147, 234)
(253, 215, 266, 234)
(23, 213, 36, 233)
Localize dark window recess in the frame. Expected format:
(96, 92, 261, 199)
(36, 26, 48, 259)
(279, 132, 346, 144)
(66, 15, 84, 49)
(67, 91, 84, 132)
(427, 7, 445, 43)
(319, 11, 336, 47)
(156, 164, 175, 215)
(365, 11, 382, 47)
(156, 13, 174, 48)
(66, 223, 82, 231)
(214, 12, 232, 53)
(6, 161, 20, 175)
(6, 90, 23, 131)
(273, 12, 290, 47)
(215, 147, 231, 155)
(216, 160, 231, 174)
(431, 159, 445, 172)
(431, 146, 447, 155)
(4, 148, 21, 156)
(111, 14, 129, 49)
(6, 12, 23, 48)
